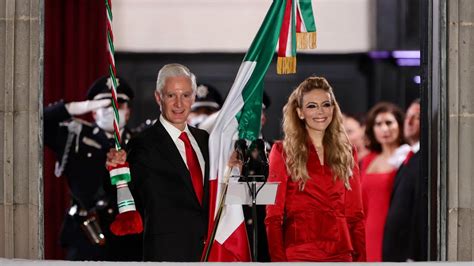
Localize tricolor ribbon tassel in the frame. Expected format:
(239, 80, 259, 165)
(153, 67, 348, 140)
(296, 31, 316, 49)
(276, 0, 317, 75)
(277, 0, 297, 74)
(108, 163, 143, 235)
(296, 0, 317, 49)
(105, 0, 143, 236)
(277, 56, 297, 74)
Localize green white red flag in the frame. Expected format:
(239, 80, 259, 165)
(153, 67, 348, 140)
(204, 0, 316, 262)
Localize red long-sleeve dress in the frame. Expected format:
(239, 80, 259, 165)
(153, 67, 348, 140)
(265, 142, 366, 262)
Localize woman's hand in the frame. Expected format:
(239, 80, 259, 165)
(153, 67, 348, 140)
(227, 150, 243, 172)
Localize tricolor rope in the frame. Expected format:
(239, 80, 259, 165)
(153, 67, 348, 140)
(105, 0, 143, 236)
(105, 0, 122, 149)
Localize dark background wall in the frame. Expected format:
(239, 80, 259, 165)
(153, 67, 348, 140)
(377, 0, 420, 50)
(115, 52, 420, 142)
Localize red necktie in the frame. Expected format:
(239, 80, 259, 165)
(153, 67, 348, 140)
(179, 132, 203, 205)
(403, 150, 415, 165)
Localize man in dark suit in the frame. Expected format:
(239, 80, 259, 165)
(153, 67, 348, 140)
(110, 63, 210, 261)
(383, 99, 427, 261)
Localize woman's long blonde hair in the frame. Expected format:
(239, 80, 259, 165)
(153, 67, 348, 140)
(282, 76, 354, 189)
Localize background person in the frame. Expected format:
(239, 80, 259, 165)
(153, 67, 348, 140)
(403, 99, 421, 148)
(187, 83, 223, 127)
(265, 76, 365, 262)
(360, 102, 405, 262)
(383, 99, 427, 261)
(343, 113, 369, 163)
(43, 76, 142, 261)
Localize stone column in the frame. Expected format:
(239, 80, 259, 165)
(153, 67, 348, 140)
(0, 0, 43, 259)
(447, 0, 474, 261)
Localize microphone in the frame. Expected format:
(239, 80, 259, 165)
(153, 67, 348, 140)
(236, 139, 269, 182)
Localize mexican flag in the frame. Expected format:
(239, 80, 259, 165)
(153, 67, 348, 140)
(204, 0, 317, 261)
(204, 0, 288, 262)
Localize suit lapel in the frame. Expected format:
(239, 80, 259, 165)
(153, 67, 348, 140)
(152, 121, 197, 202)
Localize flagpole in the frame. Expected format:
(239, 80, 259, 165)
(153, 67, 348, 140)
(202, 168, 233, 261)
(202, 183, 228, 261)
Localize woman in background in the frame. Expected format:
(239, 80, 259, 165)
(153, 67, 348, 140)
(265, 77, 366, 262)
(343, 113, 369, 163)
(360, 102, 405, 261)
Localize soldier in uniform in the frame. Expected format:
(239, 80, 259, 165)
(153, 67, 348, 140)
(187, 83, 223, 128)
(44, 76, 142, 261)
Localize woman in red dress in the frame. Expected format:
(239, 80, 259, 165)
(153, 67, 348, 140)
(265, 77, 366, 262)
(360, 102, 405, 261)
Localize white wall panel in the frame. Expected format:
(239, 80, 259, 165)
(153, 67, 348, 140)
(112, 0, 375, 53)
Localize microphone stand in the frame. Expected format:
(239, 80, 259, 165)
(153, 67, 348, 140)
(242, 173, 267, 262)
(241, 139, 268, 262)
(251, 177, 258, 261)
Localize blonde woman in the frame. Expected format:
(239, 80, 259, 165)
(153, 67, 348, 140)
(265, 77, 366, 262)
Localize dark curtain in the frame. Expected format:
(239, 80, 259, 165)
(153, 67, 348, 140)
(44, 0, 108, 259)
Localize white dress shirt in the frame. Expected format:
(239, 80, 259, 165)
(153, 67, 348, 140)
(159, 115, 205, 179)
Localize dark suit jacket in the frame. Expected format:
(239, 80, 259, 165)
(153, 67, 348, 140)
(127, 120, 210, 262)
(382, 152, 427, 261)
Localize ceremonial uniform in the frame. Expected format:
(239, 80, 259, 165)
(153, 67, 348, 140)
(44, 101, 142, 261)
(44, 76, 142, 261)
(188, 83, 223, 128)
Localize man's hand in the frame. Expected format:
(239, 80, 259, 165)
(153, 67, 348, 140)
(65, 99, 111, 115)
(106, 149, 127, 168)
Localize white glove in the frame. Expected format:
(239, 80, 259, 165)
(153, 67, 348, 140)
(65, 99, 111, 116)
